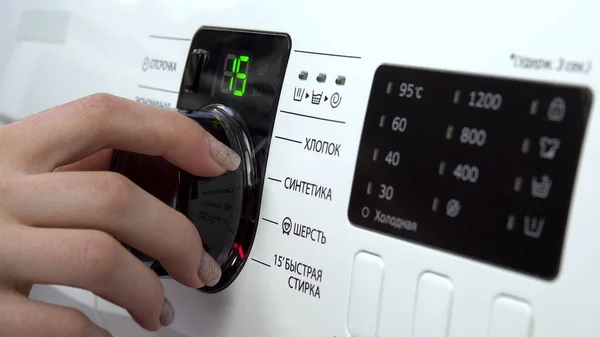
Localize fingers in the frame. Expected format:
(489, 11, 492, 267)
(0, 226, 168, 331)
(0, 93, 240, 175)
(0, 286, 112, 337)
(5, 171, 221, 288)
(54, 149, 114, 172)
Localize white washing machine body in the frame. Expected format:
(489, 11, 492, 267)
(0, 1, 599, 336)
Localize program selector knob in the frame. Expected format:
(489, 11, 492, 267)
(109, 104, 259, 293)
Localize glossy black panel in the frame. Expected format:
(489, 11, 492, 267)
(348, 64, 593, 279)
(110, 27, 290, 292)
(178, 26, 291, 155)
(176, 28, 291, 291)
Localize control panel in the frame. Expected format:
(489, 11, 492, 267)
(110, 27, 291, 292)
(96, 23, 597, 337)
(348, 64, 593, 279)
(7, 2, 599, 336)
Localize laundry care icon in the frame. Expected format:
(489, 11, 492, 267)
(282, 217, 292, 235)
(547, 97, 566, 122)
(539, 136, 561, 160)
(531, 175, 552, 199)
(524, 215, 545, 239)
(311, 90, 323, 105)
(293, 87, 308, 102)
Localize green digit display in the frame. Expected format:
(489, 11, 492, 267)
(221, 53, 250, 97)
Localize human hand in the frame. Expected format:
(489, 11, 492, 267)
(0, 93, 241, 336)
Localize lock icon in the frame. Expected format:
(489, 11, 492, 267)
(547, 97, 566, 122)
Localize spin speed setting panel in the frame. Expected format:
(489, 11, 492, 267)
(348, 64, 592, 279)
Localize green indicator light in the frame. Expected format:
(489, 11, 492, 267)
(233, 55, 250, 96)
(222, 54, 251, 97)
(446, 125, 454, 140)
(232, 58, 238, 73)
(210, 118, 233, 130)
(234, 73, 247, 96)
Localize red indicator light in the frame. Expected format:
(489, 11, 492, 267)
(232, 242, 246, 259)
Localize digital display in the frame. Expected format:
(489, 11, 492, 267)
(220, 52, 252, 97)
(178, 27, 291, 130)
(348, 64, 592, 279)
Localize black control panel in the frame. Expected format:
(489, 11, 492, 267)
(178, 26, 291, 141)
(348, 64, 592, 279)
(111, 27, 291, 292)
(176, 29, 291, 288)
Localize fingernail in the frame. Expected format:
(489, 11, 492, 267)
(159, 298, 175, 326)
(198, 252, 222, 287)
(204, 132, 241, 171)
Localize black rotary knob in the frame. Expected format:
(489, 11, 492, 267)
(109, 104, 258, 293)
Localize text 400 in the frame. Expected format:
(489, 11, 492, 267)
(453, 164, 479, 183)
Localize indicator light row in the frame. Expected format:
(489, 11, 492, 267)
(299, 71, 346, 85)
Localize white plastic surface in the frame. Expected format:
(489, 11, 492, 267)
(412, 273, 454, 337)
(346, 252, 384, 337)
(0, 1, 599, 337)
(488, 297, 533, 337)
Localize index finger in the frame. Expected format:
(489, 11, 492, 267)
(0, 93, 240, 175)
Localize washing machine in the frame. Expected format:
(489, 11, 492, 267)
(0, 0, 599, 336)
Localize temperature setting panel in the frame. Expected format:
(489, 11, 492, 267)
(348, 64, 593, 279)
